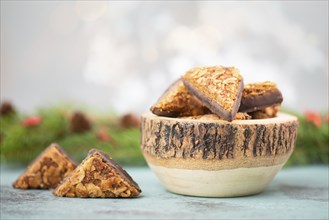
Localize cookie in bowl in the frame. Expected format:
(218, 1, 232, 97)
(141, 66, 298, 197)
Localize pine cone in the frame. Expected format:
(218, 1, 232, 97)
(120, 113, 140, 129)
(70, 111, 92, 133)
(0, 101, 16, 117)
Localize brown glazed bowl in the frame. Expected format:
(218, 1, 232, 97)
(141, 112, 298, 197)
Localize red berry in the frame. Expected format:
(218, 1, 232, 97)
(305, 111, 322, 128)
(22, 116, 42, 127)
(96, 128, 116, 145)
(97, 129, 111, 141)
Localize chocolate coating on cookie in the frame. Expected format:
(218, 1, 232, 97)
(150, 79, 208, 117)
(182, 66, 244, 122)
(239, 81, 283, 113)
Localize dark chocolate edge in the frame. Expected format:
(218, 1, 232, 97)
(52, 143, 78, 167)
(150, 79, 182, 117)
(182, 79, 231, 121)
(150, 106, 180, 118)
(182, 78, 243, 122)
(231, 80, 244, 120)
(239, 89, 283, 113)
(150, 78, 210, 117)
(88, 148, 142, 193)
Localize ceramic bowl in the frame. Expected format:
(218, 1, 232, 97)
(141, 112, 298, 197)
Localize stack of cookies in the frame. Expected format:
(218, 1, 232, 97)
(151, 66, 283, 121)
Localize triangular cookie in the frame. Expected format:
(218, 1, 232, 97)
(239, 81, 283, 113)
(53, 149, 141, 198)
(150, 79, 209, 117)
(12, 143, 76, 189)
(182, 66, 244, 121)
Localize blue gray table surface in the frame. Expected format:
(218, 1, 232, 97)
(1, 165, 328, 220)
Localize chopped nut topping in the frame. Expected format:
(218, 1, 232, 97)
(53, 149, 141, 198)
(242, 81, 278, 98)
(12, 143, 76, 189)
(181, 112, 251, 121)
(239, 81, 283, 113)
(249, 105, 281, 119)
(182, 66, 244, 121)
(150, 66, 283, 122)
(151, 79, 208, 117)
(234, 112, 252, 120)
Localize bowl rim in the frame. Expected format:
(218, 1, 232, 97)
(142, 111, 298, 125)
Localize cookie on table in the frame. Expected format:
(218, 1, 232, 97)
(53, 149, 141, 198)
(239, 81, 283, 113)
(13, 143, 76, 189)
(182, 66, 244, 122)
(150, 79, 209, 117)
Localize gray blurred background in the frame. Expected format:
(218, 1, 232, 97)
(1, 1, 328, 114)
